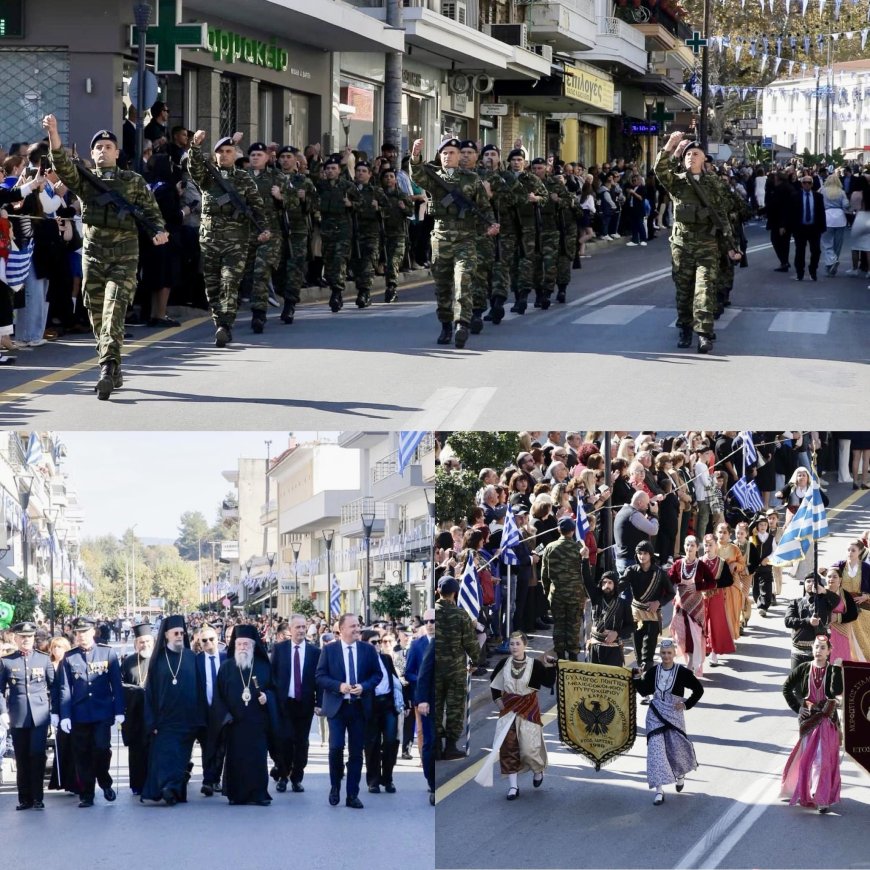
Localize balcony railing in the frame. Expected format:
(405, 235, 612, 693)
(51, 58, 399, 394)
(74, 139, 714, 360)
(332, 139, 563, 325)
(599, 16, 646, 49)
(341, 497, 389, 526)
(371, 432, 436, 484)
(616, 0, 693, 40)
(0, 432, 27, 471)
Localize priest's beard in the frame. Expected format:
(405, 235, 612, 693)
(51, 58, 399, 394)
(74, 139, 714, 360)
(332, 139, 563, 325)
(167, 639, 184, 653)
(139, 647, 153, 659)
(234, 649, 253, 670)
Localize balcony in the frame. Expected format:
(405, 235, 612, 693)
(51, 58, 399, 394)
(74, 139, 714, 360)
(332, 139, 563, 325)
(337, 431, 389, 450)
(279, 488, 361, 534)
(526, 0, 597, 53)
(580, 16, 647, 76)
(339, 497, 387, 539)
(370, 433, 435, 501)
(260, 499, 277, 527)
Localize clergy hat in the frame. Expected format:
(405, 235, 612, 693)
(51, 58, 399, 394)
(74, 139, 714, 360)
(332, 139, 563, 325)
(233, 624, 260, 642)
(438, 577, 459, 596)
(459, 140, 477, 151)
(247, 141, 269, 155)
(162, 614, 186, 633)
(557, 516, 575, 533)
(507, 149, 525, 161)
(72, 616, 96, 631)
(132, 623, 152, 639)
(12, 621, 37, 635)
(213, 136, 234, 152)
(481, 144, 499, 156)
(90, 130, 117, 150)
(438, 137, 462, 152)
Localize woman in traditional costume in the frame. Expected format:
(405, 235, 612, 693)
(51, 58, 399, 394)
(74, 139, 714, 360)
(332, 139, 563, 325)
(475, 631, 556, 800)
(835, 539, 870, 660)
(668, 536, 717, 677)
(700, 534, 736, 666)
(715, 523, 749, 641)
(633, 638, 704, 805)
(822, 565, 860, 665)
(780, 634, 843, 813)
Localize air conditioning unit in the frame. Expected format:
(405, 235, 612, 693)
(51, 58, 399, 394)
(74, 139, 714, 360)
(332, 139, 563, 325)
(441, 0, 467, 25)
(472, 73, 495, 94)
(531, 44, 553, 64)
(484, 23, 528, 50)
(448, 72, 471, 94)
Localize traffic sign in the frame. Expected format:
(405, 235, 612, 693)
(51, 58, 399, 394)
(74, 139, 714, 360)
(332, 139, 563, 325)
(479, 103, 508, 116)
(128, 69, 159, 109)
(762, 137, 773, 148)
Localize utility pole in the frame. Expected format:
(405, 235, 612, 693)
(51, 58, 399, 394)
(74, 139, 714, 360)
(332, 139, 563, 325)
(383, 0, 403, 152)
(699, 0, 711, 151)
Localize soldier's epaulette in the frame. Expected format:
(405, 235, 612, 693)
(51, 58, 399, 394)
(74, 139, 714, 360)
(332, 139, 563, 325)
(97, 643, 111, 648)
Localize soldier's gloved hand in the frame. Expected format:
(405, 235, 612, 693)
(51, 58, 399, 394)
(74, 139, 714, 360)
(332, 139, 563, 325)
(50, 714, 59, 728)
(0, 712, 10, 728)
(115, 714, 125, 726)
(60, 718, 72, 734)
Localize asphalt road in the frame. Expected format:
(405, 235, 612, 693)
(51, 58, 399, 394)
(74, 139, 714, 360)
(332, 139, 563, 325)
(434, 486, 870, 870)
(1, 223, 868, 429)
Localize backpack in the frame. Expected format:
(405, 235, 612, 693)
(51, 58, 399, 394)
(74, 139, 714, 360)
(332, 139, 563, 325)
(478, 565, 495, 606)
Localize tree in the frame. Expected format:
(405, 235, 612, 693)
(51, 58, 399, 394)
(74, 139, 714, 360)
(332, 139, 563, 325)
(0, 576, 38, 623)
(435, 466, 480, 526)
(291, 597, 318, 619)
(175, 511, 210, 561)
(444, 431, 521, 474)
(40, 586, 72, 621)
(149, 552, 198, 613)
(372, 583, 412, 622)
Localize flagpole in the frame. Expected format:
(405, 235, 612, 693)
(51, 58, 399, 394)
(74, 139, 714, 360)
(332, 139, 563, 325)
(464, 669, 472, 757)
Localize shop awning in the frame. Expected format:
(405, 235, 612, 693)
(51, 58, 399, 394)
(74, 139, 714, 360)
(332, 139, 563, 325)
(493, 64, 616, 114)
(191, 0, 405, 52)
(637, 74, 701, 110)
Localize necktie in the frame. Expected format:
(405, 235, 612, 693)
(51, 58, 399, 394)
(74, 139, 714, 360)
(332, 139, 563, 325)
(805, 191, 811, 224)
(293, 645, 302, 699)
(210, 655, 217, 700)
(348, 644, 356, 687)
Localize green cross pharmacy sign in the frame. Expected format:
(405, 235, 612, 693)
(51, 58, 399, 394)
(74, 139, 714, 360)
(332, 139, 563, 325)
(129, 0, 208, 75)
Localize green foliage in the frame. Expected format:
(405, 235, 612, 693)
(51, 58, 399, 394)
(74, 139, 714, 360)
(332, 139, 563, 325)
(435, 466, 480, 526)
(444, 431, 520, 473)
(372, 583, 412, 622)
(40, 587, 73, 621)
(175, 511, 210, 561)
(745, 143, 771, 165)
(291, 597, 318, 619)
(799, 147, 845, 168)
(0, 576, 38, 623)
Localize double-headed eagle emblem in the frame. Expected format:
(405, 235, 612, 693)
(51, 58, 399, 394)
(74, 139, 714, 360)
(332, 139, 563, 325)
(577, 697, 615, 735)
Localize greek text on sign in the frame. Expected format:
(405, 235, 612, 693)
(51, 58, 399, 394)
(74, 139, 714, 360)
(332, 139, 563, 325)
(563, 66, 614, 112)
(480, 103, 509, 116)
(208, 27, 289, 72)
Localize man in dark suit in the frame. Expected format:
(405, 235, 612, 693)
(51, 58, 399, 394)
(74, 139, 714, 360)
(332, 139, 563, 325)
(415, 635, 435, 805)
(403, 610, 434, 758)
(195, 623, 226, 796)
(315, 613, 381, 808)
(0, 622, 55, 810)
(361, 630, 403, 794)
(789, 174, 826, 281)
(270, 614, 318, 793)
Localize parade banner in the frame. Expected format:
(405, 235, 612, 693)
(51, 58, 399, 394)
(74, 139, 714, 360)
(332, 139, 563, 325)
(843, 661, 870, 777)
(556, 661, 636, 771)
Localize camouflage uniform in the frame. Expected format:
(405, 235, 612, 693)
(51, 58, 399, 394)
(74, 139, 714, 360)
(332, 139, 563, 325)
(50, 148, 165, 371)
(484, 170, 525, 321)
(187, 145, 267, 331)
(492, 170, 547, 313)
(410, 159, 494, 336)
(352, 180, 389, 307)
(556, 184, 578, 299)
(313, 174, 360, 310)
(535, 176, 573, 306)
(244, 165, 295, 324)
(434, 598, 478, 748)
(654, 150, 736, 339)
(540, 536, 589, 660)
(276, 169, 318, 317)
(715, 179, 751, 312)
(470, 167, 497, 319)
(381, 186, 412, 301)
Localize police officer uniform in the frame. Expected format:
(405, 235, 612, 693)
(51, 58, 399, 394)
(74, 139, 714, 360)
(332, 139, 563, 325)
(0, 622, 54, 809)
(58, 616, 125, 807)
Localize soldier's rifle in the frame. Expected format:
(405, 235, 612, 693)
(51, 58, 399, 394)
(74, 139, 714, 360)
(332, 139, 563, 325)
(556, 201, 569, 258)
(73, 160, 163, 237)
(198, 157, 267, 236)
(510, 204, 527, 259)
(420, 163, 497, 230)
(349, 208, 362, 261)
(274, 185, 294, 259)
(377, 207, 388, 268)
(533, 199, 543, 255)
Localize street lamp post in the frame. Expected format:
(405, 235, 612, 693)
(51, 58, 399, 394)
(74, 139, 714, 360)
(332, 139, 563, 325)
(16, 474, 34, 587)
(423, 487, 436, 609)
(360, 499, 376, 626)
(45, 508, 60, 636)
(291, 540, 302, 600)
(322, 529, 335, 623)
(133, 3, 152, 173)
(267, 551, 277, 618)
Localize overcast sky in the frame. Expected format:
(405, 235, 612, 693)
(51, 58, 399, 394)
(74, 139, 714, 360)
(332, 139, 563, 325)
(58, 432, 310, 541)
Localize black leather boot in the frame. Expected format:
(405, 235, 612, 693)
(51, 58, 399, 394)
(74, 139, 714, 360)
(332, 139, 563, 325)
(328, 290, 343, 312)
(384, 285, 397, 303)
(556, 284, 567, 303)
(469, 310, 484, 334)
(436, 323, 453, 345)
(112, 363, 123, 388)
(677, 325, 693, 348)
(454, 321, 470, 349)
(95, 361, 116, 400)
(697, 333, 714, 354)
(251, 309, 266, 333)
(489, 297, 506, 324)
(280, 300, 295, 324)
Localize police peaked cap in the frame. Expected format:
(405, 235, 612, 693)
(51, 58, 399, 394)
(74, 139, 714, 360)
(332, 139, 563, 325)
(459, 139, 478, 151)
(507, 148, 526, 160)
(530, 157, 547, 166)
(213, 136, 234, 152)
(247, 141, 269, 155)
(480, 144, 500, 156)
(90, 130, 117, 149)
(277, 145, 298, 156)
(438, 138, 462, 152)
(72, 616, 96, 631)
(12, 621, 37, 635)
(132, 623, 152, 639)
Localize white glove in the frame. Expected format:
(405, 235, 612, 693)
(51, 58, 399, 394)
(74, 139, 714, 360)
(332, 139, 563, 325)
(50, 714, 59, 728)
(115, 714, 125, 726)
(0, 712, 9, 728)
(60, 718, 72, 733)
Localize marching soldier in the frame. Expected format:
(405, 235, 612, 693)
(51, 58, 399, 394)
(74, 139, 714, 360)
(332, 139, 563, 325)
(58, 616, 125, 808)
(0, 622, 54, 810)
(714, 170, 751, 315)
(120, 623, 153, 795)
(553, 166, 578, 303)
(654, 131, 742, 353)
(379, 167, 413, 303)
(352, 161, 389, 308)
(434, 577, 479, 760)
(313, 155, 360, 312)
(530, 158, 573, 309)
(42, 114, 168, 399)
(244, 142, 294, 333)
(276, 146, 318, 324)
(459, 140, 490, 332)
(540, 516, 590, 662)
(410, 137, 499, 348)
(187, 130, 270, 347)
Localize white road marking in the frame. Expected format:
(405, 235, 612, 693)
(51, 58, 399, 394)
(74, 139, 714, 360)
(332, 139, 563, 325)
(768, 310, 832, 334)
(401, 387, 496, 430)
(572, 304, 655, 325)
(667, 308, 743, 329)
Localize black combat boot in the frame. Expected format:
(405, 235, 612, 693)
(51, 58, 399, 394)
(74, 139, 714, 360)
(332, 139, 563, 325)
(469, 310, 484, 334)
(112, 363, 123, 389)
(540, 294, 551, 310)
(697, 333, 714, 354)
(384, 285, 398, 303)
(436, 323, 453, 345)
(95, 361, 116, 400)
(328, 290, 343, 313)
(556, 284, 567, 303)
(251, 310, 267, 333)
(677, 325, 693, 348)
(510, 295, 527, 315)
(355, 291, 371, 309)
(441, 741, 465, 761)
(573, 253, 582, 269)
(533, 291, 543, 309)
(280, 300, 295, 324)
(214, 325, 230, 348)
(489, 297, 506, 324)
(454, 321, 470, 349)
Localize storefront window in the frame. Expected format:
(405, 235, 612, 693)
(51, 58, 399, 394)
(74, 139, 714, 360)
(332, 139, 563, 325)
(403, 93, 424, 153)
(340, 76, 378, 157)
(517, 114, 540, 159)
(219, 75, 237, 139)
(440, 113, 468, 140)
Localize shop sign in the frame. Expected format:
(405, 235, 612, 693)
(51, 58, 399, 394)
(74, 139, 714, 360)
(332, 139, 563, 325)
(563, 65, 614, 112)
(403, 69, 422, 88)
(480, 103, 509, 116)
(207, 27, 289, 72)
(0, 0, 25, 38)
(626, 121, 659, 135)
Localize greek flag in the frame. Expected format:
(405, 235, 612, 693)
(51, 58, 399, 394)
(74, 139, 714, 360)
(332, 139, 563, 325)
(575, 499, 590, 541)
(501, 509, 520, 566)
(4, 240, 33, 290)
(398, 431, 427, 474)
(735, 431, 758, 467)
(770, 468, 828, 566)
(458, 555, 481, 621)
(25, 432, 44, 467)
(330, 574, 341, 618)
(731, 475, 764, 512)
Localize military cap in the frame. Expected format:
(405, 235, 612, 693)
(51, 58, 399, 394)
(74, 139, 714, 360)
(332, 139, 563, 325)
(356, 160, 371, 169)
(557, 516, 576, 533)
(277, 145, 298, 156)
(438, 577, 460, 596)
(247, 141, 269, 155)
(323, 156, 341, 168)
(438, 137, 462, 153)
(459, 139, 478, 151)
(380, 166, 397, 176)
(90, 130, 117, 150)
(213, 136, 234, 152)
(72, 616, 96, 631)
(681, 139, 704, 153)
(481, 144, 500, 156)
(530, 157, 547, 166)
(507, 148, 525, 161)
(11, 621, 37, 635)
(635, 541, 656, 556)
(132, 623, 152, 639)
(552, 165, 564, 176)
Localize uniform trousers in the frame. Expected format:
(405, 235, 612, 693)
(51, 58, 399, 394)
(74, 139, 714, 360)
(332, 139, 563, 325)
(71, 720, 113, 799)
(11, 724, 48, 803)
